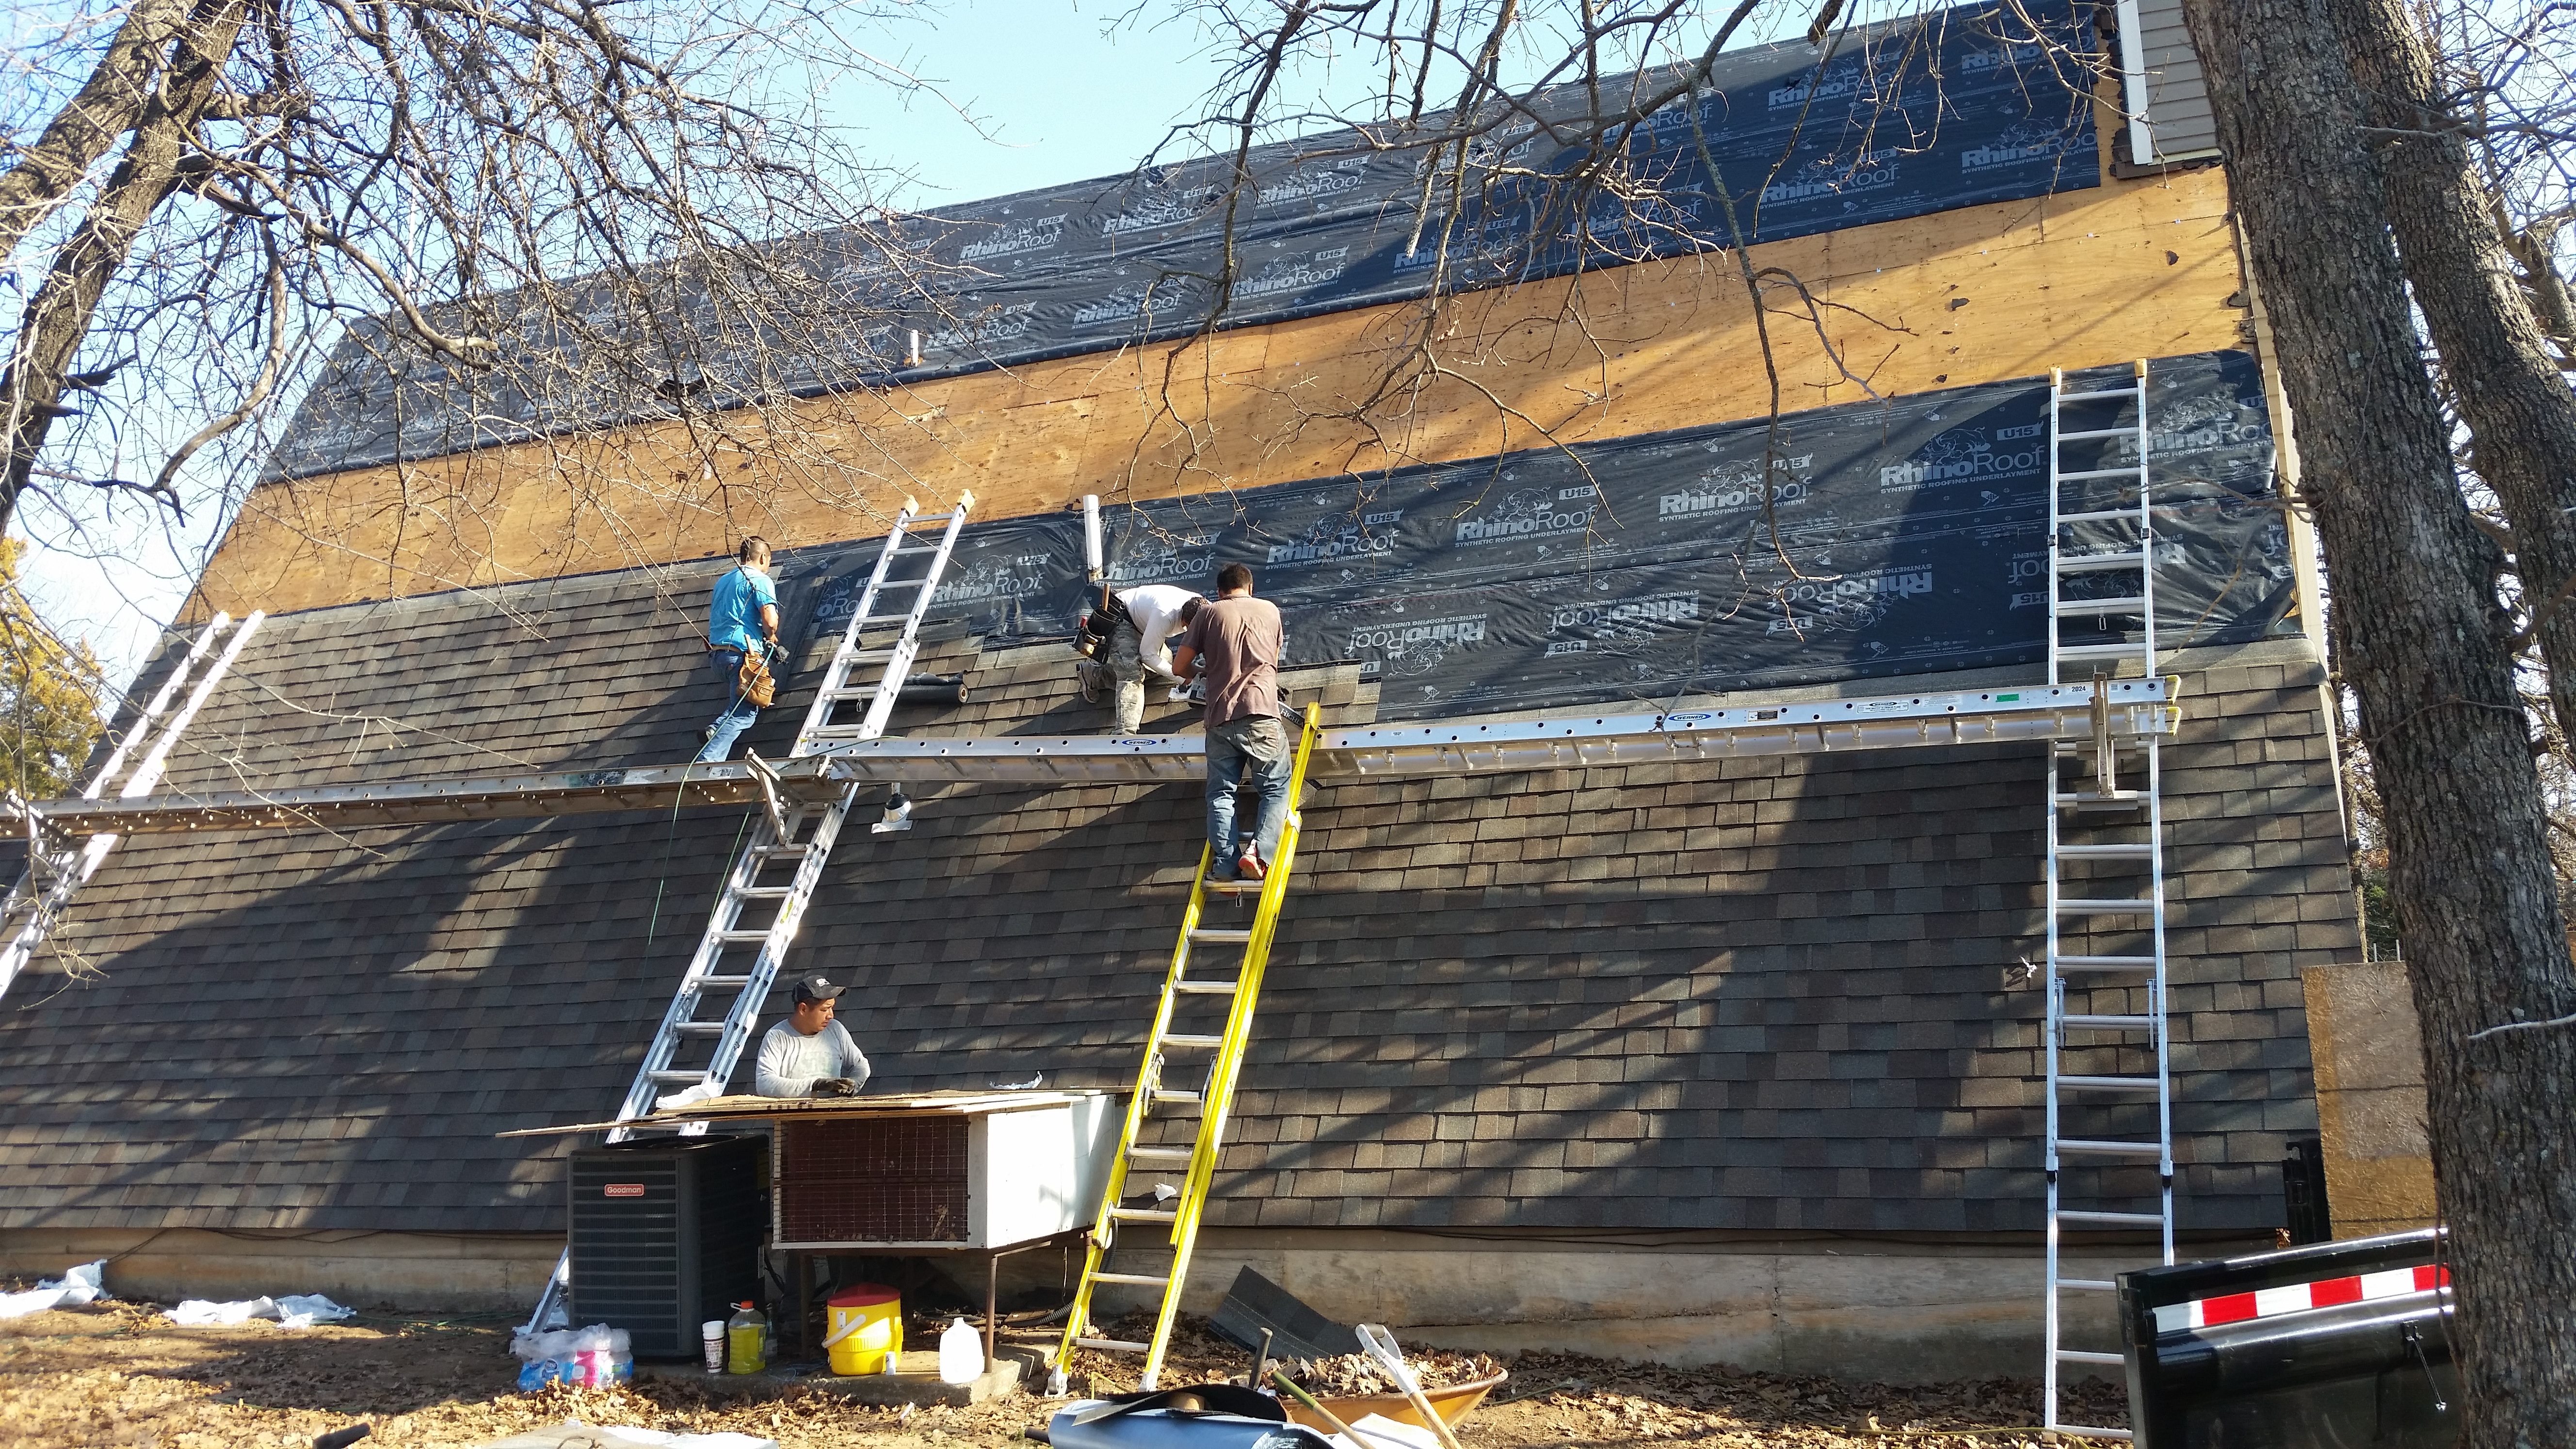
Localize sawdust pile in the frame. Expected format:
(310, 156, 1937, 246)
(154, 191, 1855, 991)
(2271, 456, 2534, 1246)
(1, 1300, 2128, 1449)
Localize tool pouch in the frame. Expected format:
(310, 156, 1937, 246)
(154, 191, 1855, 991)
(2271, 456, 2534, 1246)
(738, 645, 777, 708)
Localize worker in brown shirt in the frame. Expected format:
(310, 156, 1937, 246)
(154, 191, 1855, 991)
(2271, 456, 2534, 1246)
(1171, 562, 1289, 881)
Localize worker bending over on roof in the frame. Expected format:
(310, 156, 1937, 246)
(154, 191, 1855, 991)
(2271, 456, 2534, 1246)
(1107, 583, 1205, 733)
(756, 974, 871, 1097)
(1172, 562, 1288, 882)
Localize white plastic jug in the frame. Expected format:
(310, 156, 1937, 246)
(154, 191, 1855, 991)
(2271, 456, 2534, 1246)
(937, 1317, 983, 1385)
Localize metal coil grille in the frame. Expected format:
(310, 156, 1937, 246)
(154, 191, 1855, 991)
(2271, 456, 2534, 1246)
(777, 1116, 970, 1242)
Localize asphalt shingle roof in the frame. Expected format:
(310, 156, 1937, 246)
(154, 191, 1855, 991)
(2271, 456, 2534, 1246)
(0, 546, 2349, 1236)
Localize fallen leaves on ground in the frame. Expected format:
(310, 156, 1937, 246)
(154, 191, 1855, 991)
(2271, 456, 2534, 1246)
(0, 1302, 2127, 1449)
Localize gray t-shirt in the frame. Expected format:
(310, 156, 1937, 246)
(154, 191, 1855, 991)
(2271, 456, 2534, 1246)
(754, 1018, 871, 1097)
(1181, 595, 1282, 728)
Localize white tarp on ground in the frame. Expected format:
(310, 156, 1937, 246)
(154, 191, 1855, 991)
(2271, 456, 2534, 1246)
(0, 1260, 107, 1319)
(168, 1292, 357, 1329)
(473, 1425, 780, 1449)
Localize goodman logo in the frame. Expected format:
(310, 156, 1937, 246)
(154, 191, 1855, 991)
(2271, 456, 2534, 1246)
(604, 1184, 646, 1198)
(1661, 455, 1814, 518)
(1880, 430, 2043, 490)
(1770, 70, 1860, 109)
(1453, 487, 1599, 547)
(959, 214, 1070, 262)
(1762, 163, 1899, 208)
(1347, 612, 1488, 677)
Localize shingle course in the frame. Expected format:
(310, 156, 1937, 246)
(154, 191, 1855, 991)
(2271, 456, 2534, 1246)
(0, 560, 2343, 1236)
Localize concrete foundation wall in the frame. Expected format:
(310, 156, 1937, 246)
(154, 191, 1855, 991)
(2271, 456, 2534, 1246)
(1075, 1229, 2268, 1384)
(0, 1227, 563, 1315)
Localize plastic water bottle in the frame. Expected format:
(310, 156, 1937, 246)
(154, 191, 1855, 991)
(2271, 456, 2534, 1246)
(937, 1317, 982, 1385)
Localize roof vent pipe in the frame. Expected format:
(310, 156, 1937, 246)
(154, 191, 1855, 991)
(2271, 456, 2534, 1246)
(1082, 495, 1103, 580)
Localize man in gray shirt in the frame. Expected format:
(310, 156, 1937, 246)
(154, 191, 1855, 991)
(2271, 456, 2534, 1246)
(755, 974, 871, 1097)
(1172, 562, 1289, 882)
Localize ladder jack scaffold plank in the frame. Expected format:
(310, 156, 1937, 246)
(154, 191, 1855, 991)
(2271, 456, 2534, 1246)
(1053, 703, 1326, 1391)
(2041, 361, 2173, 1445)
(525, 495, 973, 1333)
(0, 611, 264, 1005)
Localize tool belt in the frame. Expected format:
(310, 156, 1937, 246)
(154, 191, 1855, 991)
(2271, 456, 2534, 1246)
(1073, 584, 1131, 661)
(715, 640, 778, 707)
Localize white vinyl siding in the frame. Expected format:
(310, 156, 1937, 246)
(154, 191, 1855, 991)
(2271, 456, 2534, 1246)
(2117, 0, 2222, 164)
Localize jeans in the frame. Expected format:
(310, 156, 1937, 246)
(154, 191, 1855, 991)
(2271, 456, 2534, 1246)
(1206, 714, 1291, 875)
(1108, 618, 1149, 733)
(696, 648, 762, 762)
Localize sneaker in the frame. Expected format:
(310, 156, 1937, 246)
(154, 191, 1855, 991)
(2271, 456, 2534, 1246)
(1235, 850, 1266, 881)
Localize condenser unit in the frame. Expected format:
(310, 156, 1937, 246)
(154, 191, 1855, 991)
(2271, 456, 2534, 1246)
(568, 1134, 768, 1357)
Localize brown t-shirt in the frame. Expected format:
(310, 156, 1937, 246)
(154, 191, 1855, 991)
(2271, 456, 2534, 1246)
(1182, 595, 1283, 727)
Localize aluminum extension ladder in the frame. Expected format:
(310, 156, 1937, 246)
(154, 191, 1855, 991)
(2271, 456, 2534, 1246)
(525, 496, 972, 1332)
(1053, 703, 1325, 1391)
(0, 611, 264, 1005)
(2040, 361, 2174, 1443)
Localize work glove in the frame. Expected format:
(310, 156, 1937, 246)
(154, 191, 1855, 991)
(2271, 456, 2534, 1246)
(811, 1078, 858, 1097)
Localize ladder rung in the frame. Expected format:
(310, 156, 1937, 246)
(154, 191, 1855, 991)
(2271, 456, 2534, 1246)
(1127, 1146, 1193, 1163)
(2058, 386, 2143, 402)
(2059, 1279, 2119, 1292)
(2056, 595, 2148, 612)
(2057, 550, 2146, 572)
(1077, 1338, 1150, 1353)
(2058, 1139, 2165, 1157)
(2058, 1075, 2162, 1092)
(2054, 426, 2135, 442)
(1160, 1033, 1224, 1049)
(2062, 1015, 2157, 1030)
(1090, 1272, 1171, 1287)
(845, 648, 899, 663)
(2055, 792, 2148, 807)
(889, 544, 945, 555)
(673, 1022, 727, 1036)
(2056, 508, 2143, 524)
(822, 686, 887, 701)
(648, 1070, 706, 1085)
(1111, 1207, 1178, 1223)
(2059, 1209, 2165, 1226)
(715, 929, 774, 944)
(693, 973, 754, 988)
(1188, 929, 1252, 945)
(2056, 643, 2152, 660)
(1151, 1090, 1202, 1106)
(1173, 980, 1238, 996)
(735, 885, 796, 899)
(751, 843, 812, 858)
(2058, 467, 2145, 481)
(1201, 878, 1264, 894)
(2058, 955, 2158, 972)
(2054, 1351, 2128, 1368)
(2055, 843, 2153, 858)
(2057, 898, 2156, 914)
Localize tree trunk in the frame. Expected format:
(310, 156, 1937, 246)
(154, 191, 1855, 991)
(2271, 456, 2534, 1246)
(0, 0, 195, 262)
(2331, 0, 2576, 752)
(1, 0, 252, 531)
(2178, 2, 2576, 1444)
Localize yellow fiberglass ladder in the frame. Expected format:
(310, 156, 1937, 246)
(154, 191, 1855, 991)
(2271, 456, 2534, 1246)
(1054, 703, 1325, 1390)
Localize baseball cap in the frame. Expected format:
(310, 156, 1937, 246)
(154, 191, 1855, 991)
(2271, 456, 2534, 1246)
(792, 973, 845, 1004)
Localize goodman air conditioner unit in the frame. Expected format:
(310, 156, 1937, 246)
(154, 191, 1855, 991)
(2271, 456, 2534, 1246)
(568, 1134, 768, 1358)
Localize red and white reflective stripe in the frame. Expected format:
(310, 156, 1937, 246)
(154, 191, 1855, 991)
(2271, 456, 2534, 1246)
(2153, 1264, 2449, 1334)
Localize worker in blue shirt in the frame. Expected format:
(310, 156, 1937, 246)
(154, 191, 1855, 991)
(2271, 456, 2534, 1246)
(697, 537, 780, 761)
